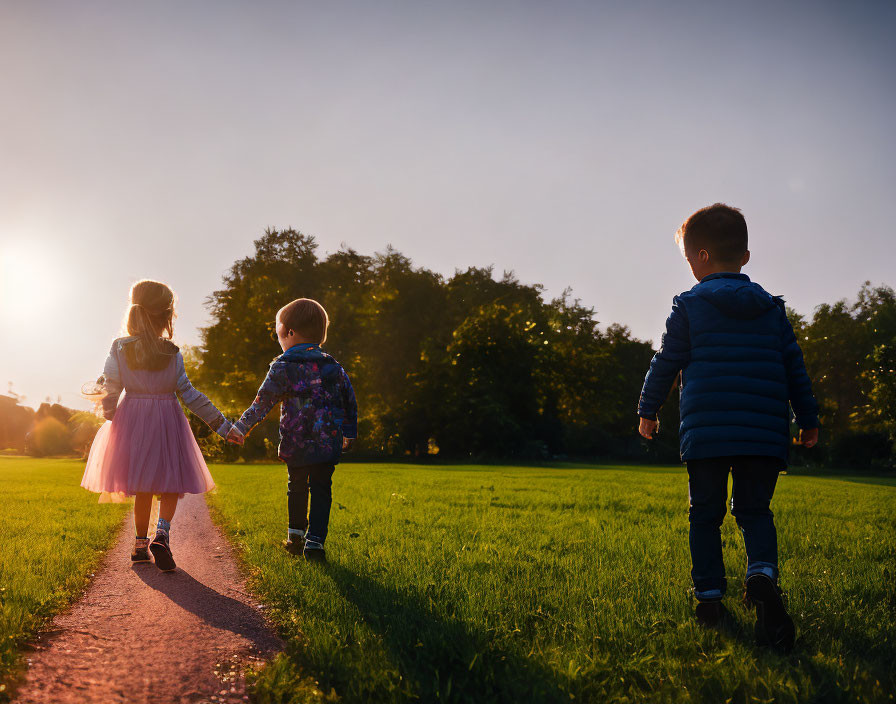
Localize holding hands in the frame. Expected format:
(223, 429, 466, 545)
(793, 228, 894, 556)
(226, 427, 353, 450)
(226, 426, 245, 445)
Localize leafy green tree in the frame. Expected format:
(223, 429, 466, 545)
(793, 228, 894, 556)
(800, 300, 868, 435)
(191, 228, 893, 468)
(432, 302, 545, 457)
(856, 284, 896, 463)
(796, 282, 895, 467)
(194, 229, 322, 458)
(868, 341, 896, 432)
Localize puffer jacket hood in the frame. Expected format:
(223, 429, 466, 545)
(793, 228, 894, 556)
(694, 273, 780, 320)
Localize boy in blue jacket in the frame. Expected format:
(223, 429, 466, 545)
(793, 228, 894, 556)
(638, 204, 818, 651)
(227, 298, 358, 563)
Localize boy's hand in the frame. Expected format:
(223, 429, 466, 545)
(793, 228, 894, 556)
(226, 427, 245, 446)
(638, 418, 658, 439)
(799, 427, 819, 448)
(342, 437, 355, 451)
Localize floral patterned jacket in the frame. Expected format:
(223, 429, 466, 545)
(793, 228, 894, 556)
(233, 344, 358, 466)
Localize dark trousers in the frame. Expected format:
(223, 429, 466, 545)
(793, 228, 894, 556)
(287, 463, 335, 544)
(686, 455, 783, 601)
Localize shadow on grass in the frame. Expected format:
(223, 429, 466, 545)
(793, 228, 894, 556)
(132, 564, 281, 653)
(782, 467, 896, 488)
(817, 474, 896, 488)
(317, 561, 568, 703)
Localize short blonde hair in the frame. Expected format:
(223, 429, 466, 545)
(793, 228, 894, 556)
(278, 298, 329, 343)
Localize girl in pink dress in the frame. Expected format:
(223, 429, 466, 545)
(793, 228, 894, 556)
(82, 280, 232, 571)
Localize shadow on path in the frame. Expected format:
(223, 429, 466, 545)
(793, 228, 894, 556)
(133, 563, 281, 652)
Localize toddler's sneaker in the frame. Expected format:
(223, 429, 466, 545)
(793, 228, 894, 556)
(695, 600, 731, 630)
(131, 537, 151, 563)
(149, 531, 177, 572)
(303, 539, 326, 563)
(745, 573, 795, 652)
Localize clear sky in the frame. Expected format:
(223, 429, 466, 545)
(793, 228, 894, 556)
(1, 0, 894, 410)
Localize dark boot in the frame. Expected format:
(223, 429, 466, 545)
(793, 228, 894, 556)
(745, 574, 795, 652)
(303, 539, 326, 563)
(149, 531, 176, 572)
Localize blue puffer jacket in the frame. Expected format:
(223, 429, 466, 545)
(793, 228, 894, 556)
(638, 273, 819, 462)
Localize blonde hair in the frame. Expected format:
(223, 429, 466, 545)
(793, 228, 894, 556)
(278, 298, 329, 344)
(123, 279, 178, 370)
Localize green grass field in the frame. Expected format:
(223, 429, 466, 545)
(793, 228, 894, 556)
(208, 462, 896, 704)
(0, 457, 129, 696)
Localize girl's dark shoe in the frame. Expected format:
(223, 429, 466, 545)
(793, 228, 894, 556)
(745, 574, 795, 652)
(303, 540, 326, 563)
(149, 531, 177, 572)
(695, 601, 731, 629)
(131, 538, 151, 563)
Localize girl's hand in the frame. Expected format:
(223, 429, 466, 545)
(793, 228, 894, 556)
(638, 418, 658, 439)
(226, 427, 245, 445)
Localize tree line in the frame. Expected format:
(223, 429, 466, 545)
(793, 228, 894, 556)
(186, 229, 894, 469)
(188, 229, 658, 462)
(1, 228, 893, 469)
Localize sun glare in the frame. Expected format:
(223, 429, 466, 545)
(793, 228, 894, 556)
(0, 240, 60, 326)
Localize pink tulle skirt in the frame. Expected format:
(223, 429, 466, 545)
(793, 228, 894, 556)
(81, 393, 215, 498)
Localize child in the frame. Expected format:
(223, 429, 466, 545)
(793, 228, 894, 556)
(637, 204, 818, 652)
(82, 280, 233, 571)
(227, 298, 357, 563)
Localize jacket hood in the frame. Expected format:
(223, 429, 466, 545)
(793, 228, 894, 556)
(277, 343, 330, 364)
(693, 274, 779, 320)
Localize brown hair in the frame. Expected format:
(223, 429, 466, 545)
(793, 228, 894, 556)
(123, 279, 178, 370)
(675, 203, 748, 265)
(278, 298, 329, 344)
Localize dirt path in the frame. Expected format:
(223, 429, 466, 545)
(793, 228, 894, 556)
(14, 494, 283, 704)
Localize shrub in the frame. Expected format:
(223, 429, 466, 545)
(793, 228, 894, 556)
(830, 431, 894, 470)
(68, 412, 104, 457)
(28, 417, 72, 457)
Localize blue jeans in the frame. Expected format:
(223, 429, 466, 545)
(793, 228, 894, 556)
(686, 456, 783, 601)
(287, 463, 335, 544)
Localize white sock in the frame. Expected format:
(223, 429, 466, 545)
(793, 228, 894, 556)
(288, 528, 306, 542)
